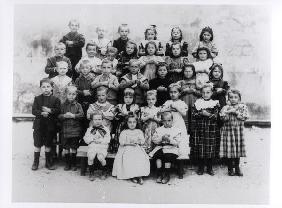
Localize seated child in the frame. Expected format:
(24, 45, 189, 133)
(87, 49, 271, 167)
(112, 114, 150, 185)
(116, 40, 139, 78)
(75, 42, 102, 76)
(139, 41, 164, 81)
(60, 19, 85, 81)
(192, 26, 218, 59)
(149, 62, 172, 107)
(190, 83, 220, 176)
(119, 59, 149, 106)
(106, 46, 119, 75)
(91, 26, 112, 59)
(91, 59, 119, 105)
(151, 111, 185, 183)
(112, 88, 139, 153)
(140, 90, 160, 153)
(87, 86, 115, 132)
(51, 61, 73, 103)
(83, 111, 111, 181)
(58, 86, 84, 171)
(45, 42, 72, 78)
(113, 24, 130, 55)
(220, 89, 249, 176)
(192, 47, 213, 90)
(31, 78, 61, 171)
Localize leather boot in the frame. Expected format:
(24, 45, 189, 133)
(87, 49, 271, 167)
(64, 153, 71, 171)
(45, 152, 56, 170)
(89, 165, 95, 181)
(206, 159, 215, 176)
(31, 152, 40, 171)
(71, 153, 77, 171)
(228, 159, 235, 176)
(197, 159, 204, 175)
(235, 158, 243, 176)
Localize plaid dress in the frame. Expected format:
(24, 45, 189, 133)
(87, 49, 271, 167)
(219, 103, 249, 158)
(190, 99, 220, 159)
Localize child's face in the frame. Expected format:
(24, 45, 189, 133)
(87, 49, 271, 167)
(212, 67, 222, 79)
(169, 88, 180, 100)
(41, 82, 52, 96)
(101, 62, 112, 75)
(126, 44, 135, 55)
(119, 27, 129, 40)
(97, 90, 107, 103)
(146, 29, 156, 40)
(92, 114, 103, 127)
(172, 28, 181, 40)
(54, 45, 66, 57)
(69, 22, 79, 32)
(107, 52, 116, 60)
(184, 67, 194, 79)
(57, 63, 68, 76)
(124, 95, 133, 105)
(229, 93, 240, 105)
(158, 66, 168, 78)
(86, 46, 97, 57)
(162, 114, 173, 128)
(127, 117, 137, 130)
(129, 63, 139, 75)
(81, 65, 91, 76)
(147, 43, 156, 55)
(202, 87, 213, 100)
(97, 28, 105, 38)
(203, 31, 212, 42)
(66, 90, 77, 102)
(198, 50, 208, 61)
(172, 44, 181, 56)
(147, 95, 156, 107)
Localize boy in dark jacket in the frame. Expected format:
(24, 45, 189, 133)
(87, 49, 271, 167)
(31, 78, 61, 171)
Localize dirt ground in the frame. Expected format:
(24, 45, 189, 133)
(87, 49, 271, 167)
(12, 121, 270, 204)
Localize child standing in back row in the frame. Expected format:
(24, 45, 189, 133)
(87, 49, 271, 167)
(60, 19, 85, 81)
(113, 24, 130, 54)
(165, 26, 188, 57)
(220, 89, 249, 176)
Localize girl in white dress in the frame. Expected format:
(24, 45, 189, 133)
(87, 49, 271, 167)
(112, 114, 150, 185)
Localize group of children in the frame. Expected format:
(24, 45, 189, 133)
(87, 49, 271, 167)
(31, 19, 249, 184)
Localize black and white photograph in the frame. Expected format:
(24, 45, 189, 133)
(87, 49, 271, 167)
(1, 0, 280, 207)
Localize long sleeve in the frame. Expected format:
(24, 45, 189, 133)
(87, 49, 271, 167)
(168, 131, 181, 147)
(219, 105, 230, 121)
(236, 104, 249, 121)
(99, 128, 111, 145)
(139, 78, 149, 90)
(119, 78, 134, 88)
(208, 103, 220, 120)
(45, 58, 56, 75)
(172, 101, 188, 116)
(136, 130, 145, 145)
(109, 76, 119, 91)
(72, 34, 85, 48)
(191, 104, 202, 119)
(87, 104, 94, 120)
(74, 104, 84, 119)
(83, 128, 94, 144)
(91, 76, 102, 89)
(103, 106, 115, 121)
(32, 97, 42, 117)
(50, 98, 61, 116)
(181, 41, 189, 57)
(118, 131, 128, 146)
(152, 129, 162, 145)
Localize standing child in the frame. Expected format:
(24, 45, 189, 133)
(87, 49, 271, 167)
(119, 59, 149, 106)
(83, 111, 111, 181)
(165, 42, 189, 83)
(151, 111, 185, 183)
(140, 90, 160, 153)
(165, 26, 188, 57)
(112, 114, 150, 185)
(219, 89, 249, 176)
(116, 40, 139, 79)
(106, 46, 119, 75)
(190, 83, 220, 176)
(138, 25, 164, 57)
(91, 26, 112, 59)
(177, 64, 201, 134)
(192, 26, 218, 59)
(91, 59, 119, 105)
(87, 86, 115, 132)
(45, 42, 72, 78)
(149, 62, 172, 107)
(209, 63, 230, 109)
(112, 88, 140, 153)
(58, 86, 84, 171)
(113, 24, 130, 54)
(139, 41, 164, 81)
(75, 43, 102, 76)
(192, 47, 213, 90)
(75, 60, 96, 132)
(51, 61, 73, 104)
(60, 19, 85, 81)
(31, 78, 61, 171)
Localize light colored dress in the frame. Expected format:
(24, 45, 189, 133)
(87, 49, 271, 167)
(83, 125, 111, 165)
(139, 55, 164, 81)
(140, 106, 160, 153)
(192, 59, 213, 89)
(219, 103, 249, 158)
(75, 56, 102, 75)
(112, 129, 150, 179)
(51, 75, 72, 103)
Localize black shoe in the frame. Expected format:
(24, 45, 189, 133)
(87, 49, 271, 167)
(31, 152, 40, 171)
(71, 153, 77, 171)
(137, 177, 144, 185)
(89, 172, 95, 181)
(197, 166, 204, 175)
(64, 154, 71, 171)
(207, 168, 215, 176)
(235, 167, 243, 176)
(161, 172, 170, 184)
(100, 165, 107, 180)
(228, 167, 235, 176)
(45, 152, 56, 170)
(178, 161, 184, 179)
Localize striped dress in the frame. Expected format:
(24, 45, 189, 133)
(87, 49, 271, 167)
(219, 103, 249, 158)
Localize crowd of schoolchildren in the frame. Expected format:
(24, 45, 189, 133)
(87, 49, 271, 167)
(31, 19, 249, 185)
